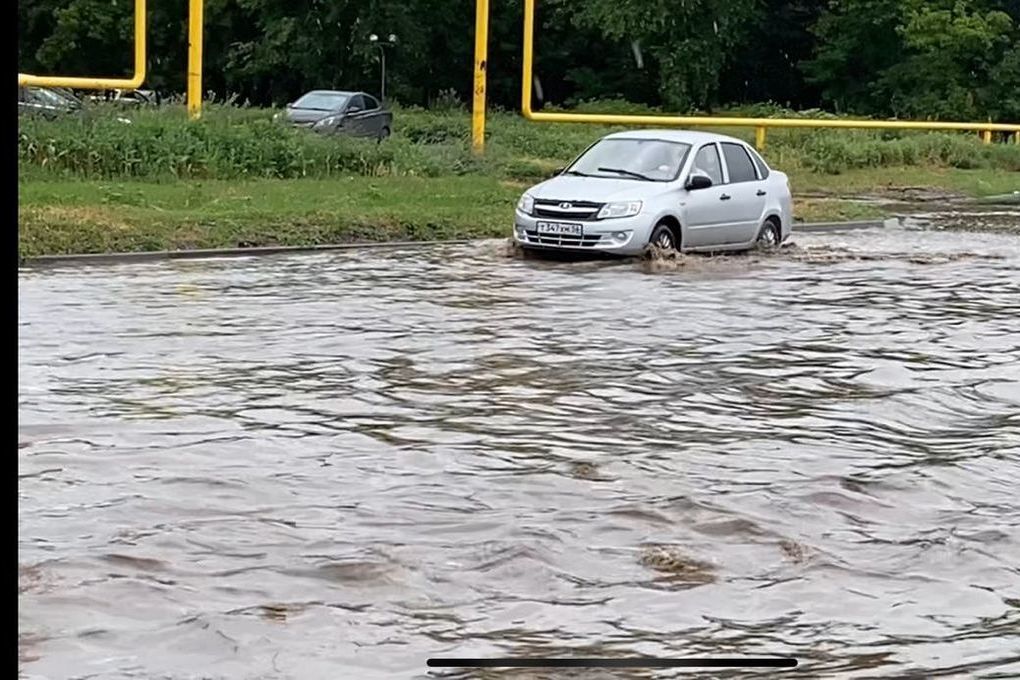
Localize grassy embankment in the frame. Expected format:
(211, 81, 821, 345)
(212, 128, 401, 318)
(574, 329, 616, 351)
(18, 102, 1020, 258)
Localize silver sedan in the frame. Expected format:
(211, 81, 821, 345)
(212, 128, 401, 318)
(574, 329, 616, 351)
(513, 130, 793, 256)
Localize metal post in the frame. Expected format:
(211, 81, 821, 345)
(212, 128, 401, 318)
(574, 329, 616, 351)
(380, 49, 386, 102)
(472, 0, 490, 154)
(755, 126, 767, 150)
(983, 129, 992, 144)
(187, 0, 203, 119)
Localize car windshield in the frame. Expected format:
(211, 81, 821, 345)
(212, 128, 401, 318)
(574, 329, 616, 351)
(33, 88, 74, 107)
(566, 138, 692, 182)
(292, 92, 350, 111)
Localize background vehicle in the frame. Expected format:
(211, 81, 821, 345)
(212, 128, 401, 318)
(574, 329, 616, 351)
(513, 130, 793, 257)
(280, 90, 392, 140)
(18, 86, 82, 118)
(86, 89, 159, 106)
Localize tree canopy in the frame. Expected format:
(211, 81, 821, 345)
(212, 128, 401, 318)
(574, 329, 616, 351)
(17, 0, 1020, 121)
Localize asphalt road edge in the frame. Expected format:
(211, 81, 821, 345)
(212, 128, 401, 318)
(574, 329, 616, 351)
(21, 219, 896, 267)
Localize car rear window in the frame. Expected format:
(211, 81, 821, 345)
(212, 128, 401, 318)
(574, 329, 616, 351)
(747, 147, 771, 179)
(721, 143, 759, 183)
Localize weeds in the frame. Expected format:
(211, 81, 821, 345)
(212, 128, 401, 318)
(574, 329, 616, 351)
(18, 100, 1020, 182)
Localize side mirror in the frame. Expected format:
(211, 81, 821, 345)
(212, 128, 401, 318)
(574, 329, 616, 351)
(551, 166, 565, 177)
(348, 105, 362, 114)
(686, 173, 713, 191)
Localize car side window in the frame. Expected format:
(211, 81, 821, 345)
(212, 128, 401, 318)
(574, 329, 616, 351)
(693, 144, 724, 185)
(347, 95, 365, 111)
(362, 95, 380, 110)
(747, 147, 771, 179)
(721, 143, 759, 183)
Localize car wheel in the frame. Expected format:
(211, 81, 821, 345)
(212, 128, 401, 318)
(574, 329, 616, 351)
(378, 126, 391, 142)
(649, 222, 677, 252)
(755, 219, 781, 251)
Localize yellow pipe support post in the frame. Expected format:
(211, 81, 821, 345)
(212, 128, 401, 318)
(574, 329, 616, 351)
(755, 126, 767, 150)
(519, 0, 1020, 139)
(472, 0, 490, 154)
(983, 129, 992, 144)
(18, 0, 146, 89)
(521, 0, 535, 115)
(187, 0, 204, 119)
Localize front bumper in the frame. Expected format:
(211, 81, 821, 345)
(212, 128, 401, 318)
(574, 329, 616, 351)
(512, 210, 652, 256)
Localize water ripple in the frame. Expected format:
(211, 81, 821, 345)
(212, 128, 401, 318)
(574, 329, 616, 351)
(19, 227, 1020, 678)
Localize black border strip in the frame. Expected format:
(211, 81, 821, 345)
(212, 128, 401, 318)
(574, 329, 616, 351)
(427, 657, 798, 668)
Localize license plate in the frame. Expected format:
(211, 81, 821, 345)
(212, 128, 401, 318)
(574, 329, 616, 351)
(536, 221, 583, 236)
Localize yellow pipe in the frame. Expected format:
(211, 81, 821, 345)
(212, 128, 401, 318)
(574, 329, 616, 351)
(471, 0, 490, 153)
(755, 126, 766, 150)
(187, 0, 204, 119)
(522, 0, 534, 117)
(520, 0, 1020, 136)
(982, 129, 992, 144)
(18, 0, 146, 90)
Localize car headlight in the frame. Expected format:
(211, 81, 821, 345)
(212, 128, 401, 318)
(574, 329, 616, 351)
(597, 201, 643, 220)
(517, 193, 535, 215)
(272, 112, 281, 121)
(313, 115, 341, 128)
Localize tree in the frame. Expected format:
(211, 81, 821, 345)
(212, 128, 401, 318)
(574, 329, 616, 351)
(877, 0, 1016, 120)
(802, 0, 905, 115)
(556, 0, 761, 111)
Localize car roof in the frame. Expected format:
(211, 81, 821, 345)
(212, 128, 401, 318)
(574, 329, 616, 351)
(602, 129, 748, 146)
(303, 90, 361, 97)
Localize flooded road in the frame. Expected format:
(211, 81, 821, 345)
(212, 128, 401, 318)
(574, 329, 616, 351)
(19, 226, 1020, 679)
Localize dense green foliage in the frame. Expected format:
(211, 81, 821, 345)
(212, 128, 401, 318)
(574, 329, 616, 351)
(19, 103, 1020, 182)
(17, 0, 1020, 121)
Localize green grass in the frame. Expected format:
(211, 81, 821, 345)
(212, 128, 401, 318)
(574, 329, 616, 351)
(17, 101, 1020, 258)
(18, 176, 520, 257)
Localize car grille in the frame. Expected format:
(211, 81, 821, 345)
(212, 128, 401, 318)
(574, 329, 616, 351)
(533, 199, 604, 221)
(521, 230, 605, 248)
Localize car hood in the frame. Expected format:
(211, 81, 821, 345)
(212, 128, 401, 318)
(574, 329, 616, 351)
(285, 107, 337, 124)
(529, 175, 672, 203)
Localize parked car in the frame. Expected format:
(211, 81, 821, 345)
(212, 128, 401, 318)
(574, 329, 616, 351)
(280, 90, 392, 140)
(18, 86, 82, 118)
(512, 130, 793, 256)
(86, 89, 159, 106)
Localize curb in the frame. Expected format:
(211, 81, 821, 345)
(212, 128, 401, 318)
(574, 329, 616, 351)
(20, 219, 894, 267)
(792, 219, 894, 233)
(21, 239, 480, 267)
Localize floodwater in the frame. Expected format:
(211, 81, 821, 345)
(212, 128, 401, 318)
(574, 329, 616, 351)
(18, 224, 1020, 679)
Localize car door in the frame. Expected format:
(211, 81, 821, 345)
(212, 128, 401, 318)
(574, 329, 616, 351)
(682, 143, 741, 247)
(360, 94, 384, 137)
(340, 95, 370, 137)
(719, 142, 769, 243)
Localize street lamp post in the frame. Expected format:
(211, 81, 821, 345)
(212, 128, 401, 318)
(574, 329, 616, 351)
(368, 34, 397, 103)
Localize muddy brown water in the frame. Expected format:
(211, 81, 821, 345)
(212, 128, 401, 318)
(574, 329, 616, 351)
(18, 223, 1020, 679)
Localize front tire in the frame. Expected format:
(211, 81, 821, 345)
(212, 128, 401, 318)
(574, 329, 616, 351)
(649, 222, 677, 252)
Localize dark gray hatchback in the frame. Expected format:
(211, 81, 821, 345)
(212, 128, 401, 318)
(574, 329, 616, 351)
(280, 90, 393, 140)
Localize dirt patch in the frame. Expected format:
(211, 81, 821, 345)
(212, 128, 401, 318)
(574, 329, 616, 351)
(638, 545, 717, 584)
(567, 461, 613, 482)
(23, 205, 129, 229)
(779, 539, 807, 564)
(19, 563, 54, 595)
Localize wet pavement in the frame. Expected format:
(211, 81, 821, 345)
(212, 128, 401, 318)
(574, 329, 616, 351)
(18, 224, 1020, 679)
